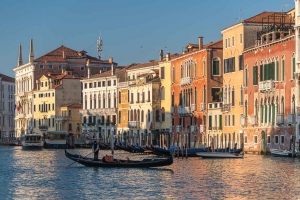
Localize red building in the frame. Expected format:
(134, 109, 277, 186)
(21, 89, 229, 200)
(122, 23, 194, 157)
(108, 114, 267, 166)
(242, 14, 295, 153)
(170, 37, 223, 148)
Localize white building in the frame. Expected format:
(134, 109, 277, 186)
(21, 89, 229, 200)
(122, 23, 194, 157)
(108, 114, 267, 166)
(0, 74, 15, 142)
(80, 64, 126, 143)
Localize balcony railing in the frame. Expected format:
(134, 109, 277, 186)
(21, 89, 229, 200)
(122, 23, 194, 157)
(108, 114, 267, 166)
(199, 125, 206, 132)
(191, 104, 197, 112)
(178, 106, 191, 115)
(287, 114, 295, 124)
(128, 121, 140, 128)
(221, 104, 231, 112)
(55, 116, 68, 121)
(39, 125, 48, 131)
(200, 103, 206, 111)
(276, 114, 284, 125)
(259, 80, 275, 92)
(208, 102, 223, 109)
(118, 81, 135, 88)
(180, 77, 192, 86)
(250, 115, 258, 126)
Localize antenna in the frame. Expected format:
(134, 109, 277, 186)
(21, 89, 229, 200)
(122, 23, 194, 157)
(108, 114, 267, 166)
(281, 0, 289, 12)
(239, 9, 243, 21)
(97, 31, 103, 60)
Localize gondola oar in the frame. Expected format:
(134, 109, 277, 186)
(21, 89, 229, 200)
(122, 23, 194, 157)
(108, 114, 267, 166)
(67, 151, 94, 167)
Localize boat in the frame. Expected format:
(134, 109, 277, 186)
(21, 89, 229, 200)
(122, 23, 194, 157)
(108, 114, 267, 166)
(44, 131, 67, 149)
(22, 134, 44, 150)
(196, 152, 244, 159)
(65, 150, 174, 168)
(270, 148, 293, 157)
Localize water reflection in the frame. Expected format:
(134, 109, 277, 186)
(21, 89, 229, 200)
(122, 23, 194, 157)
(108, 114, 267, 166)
(1, 147, 300, 199)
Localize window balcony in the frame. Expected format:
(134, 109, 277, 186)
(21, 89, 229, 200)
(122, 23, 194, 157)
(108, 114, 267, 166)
(208, 102, 223, 109)
(199, 125, 206, 132)
(221, 104, 231, 112)
(176, 125, 182, 133)
(178, 106, 191, 116)
(276, 114, 284, 125)
(191, 104, 197, 112)
(240, 115, 247, 126)
(180, 77, 192, 86)
(128, 121, 140, 128)
(200, 102, 206, 111)
(250, 115, 258, 126)
(259, 80, 275, 92)
(55, 116, 68, 121)
(287, 114, 295, 125)
(39, 125, 48, 131)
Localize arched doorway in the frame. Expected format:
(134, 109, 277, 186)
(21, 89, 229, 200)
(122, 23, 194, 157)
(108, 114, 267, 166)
(261, 131, 266, 154)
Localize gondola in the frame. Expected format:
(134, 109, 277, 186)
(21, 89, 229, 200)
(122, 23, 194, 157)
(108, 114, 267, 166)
(65, 150, 173, 168)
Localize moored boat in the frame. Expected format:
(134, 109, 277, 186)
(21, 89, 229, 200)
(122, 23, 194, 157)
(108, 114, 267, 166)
(196, 152, 244, 159)
(270, 148, 293, 157)
(22, 134, 44, 150)
(65, 150, 174, 168)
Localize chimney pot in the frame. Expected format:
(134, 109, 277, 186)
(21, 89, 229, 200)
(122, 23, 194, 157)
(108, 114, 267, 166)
(159, 50, 163, 61)
(198, 37, 203, 50)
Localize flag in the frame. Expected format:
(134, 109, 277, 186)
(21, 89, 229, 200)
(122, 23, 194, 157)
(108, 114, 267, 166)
(17, 104, 21, 111)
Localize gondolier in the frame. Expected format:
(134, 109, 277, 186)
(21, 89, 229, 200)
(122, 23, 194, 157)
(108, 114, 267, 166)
(92, 141, 99, 161)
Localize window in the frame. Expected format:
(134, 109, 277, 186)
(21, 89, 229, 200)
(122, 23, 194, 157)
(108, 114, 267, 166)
(253, 65, 258, 85)
(225, 115, 227, 126)
(118, 91, 121, 103)
(292, 54, 295, 79)
(203, 60, 206, 76)
(39, 65, 44, 69)
(161, 87, 165, 100)
(232, 115, 235, 126)
(148, 91, 150, 102)
(244, 135, 248, 144)
(228, 38, 230, 48)
(254, 135, 258, 144)
(212, 58, 220, 76)
(232, 36, 234, 46)
(148, 110, 150, 122)
(180, 65, 183, 78)
(98, 82, 101, 87)
(239, 55, 244, 70)
(172, 67, 175, 83)
(245, 68, 248, 87)
(224, 57, 235, 73)
(239, 33, 242, 44)
(282, 56, 285, 81)
(161, 67, 165, 79)
(275, 135, 279, 144)
(68, 110, 72, 117)
(102, 81, 105, 87)
(156, 110, 160, 122)
(81, 66, 85, 71)
(113, 80, 116, 86)
(49, 65, 53, 69)
(118, 111, 121, 124)
(267, 135, 271, 144)
(141, 110, 144, 122)
(280, 135, 285, 144)
(58, 65, 62, 70)
(231, 87, 235, 106)
(194, 62, 197, 77)
(108, 81, 111, 86)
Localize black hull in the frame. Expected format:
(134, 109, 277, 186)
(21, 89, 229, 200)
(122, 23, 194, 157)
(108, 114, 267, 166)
(65, 150, 173, 168)
(22, 146, 43, 150)
(44, 142, 67, 149)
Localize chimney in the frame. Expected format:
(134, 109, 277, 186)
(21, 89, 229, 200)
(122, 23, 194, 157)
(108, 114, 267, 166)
(108, 57, 113, 63)
(166, 53, 170, 61)
(159, 50, 163, 61)
(86, 59, 91, 78)
(198, 37, 203, 50)
(29, 38, 34, 62)
(18, 43, 23, 66)
(111, 64, 114, 76)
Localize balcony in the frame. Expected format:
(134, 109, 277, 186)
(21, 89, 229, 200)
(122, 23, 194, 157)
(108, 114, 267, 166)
(128, 121, 140, 128)
(240, 115, 247, 126)
(259, 80, 275, 92)
(178, 106, 191, 116)
(180, 77, 192, 86)
(176, 125, 182, 133)
(191, 104, 197, 112)
(18, 92, 25, 97)
(199, 125, 206, 132)
(208, 102, 223, 109)
(287, 114, 295, 124)
(250, 115, 258, 126)
(39, 125, 48, 131)
(221, 104, 231, 112)
(200, 103, 206, 111)
(276, 114, 284, 125)
(18, 113, 24, 118)
(56, 116, 68, 121)
(118, 81, 135, 88)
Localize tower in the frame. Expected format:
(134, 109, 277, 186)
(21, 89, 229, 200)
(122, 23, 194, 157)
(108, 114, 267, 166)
(97, 36, 103, 60)
(18, 43, 23, 66)
(29, 38, 34, 62)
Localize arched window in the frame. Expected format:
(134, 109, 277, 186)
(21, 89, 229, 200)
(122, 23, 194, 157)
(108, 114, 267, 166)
(156, 110, 160, 122)
(203, 59, 206, 76)
(68, 110, 72, 117)
(231, 87, 235, 106)
(212, 57, 220, 76)
(161, 87, 165, 100)
(148, 110, 150, 122)
(118, 91, 121, 104)
(98, 94, 101, 108)
(172, 67, 175, 83)
(130, 110, 133, 121)
(275, 56, 279, 81)
(161, 107, 165, 122)
(103, 94, 106, 108)
(94, 94, 96, 109)
(134, 109, 137, 121)
(281, 96, 284, 114)
(292, 53, 295, 79)
(203, 85, 206, 103)
(68, 123, 72, 131)
(245, 100, 248, 117)
(90, 95, 92, 109)
(108, 93, 111, 108)
(118, 111, 121, 124)
(180, 65, 183, 78)
(240, 86, 243, 106)
(194, 87, 197, 104)
(292, 95, 295, 114)
(137, 109, 140, 121)
(224, 87, 227, 104)
(194, 61, 197, 78)
(282, 55, 285, 81)
(171, 92, 174, 107)
(141, 110, 144, 122)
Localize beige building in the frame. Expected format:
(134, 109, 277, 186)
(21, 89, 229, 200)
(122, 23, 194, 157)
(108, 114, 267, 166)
(32, 70, 82, 136)
(58, 104, 82, 136)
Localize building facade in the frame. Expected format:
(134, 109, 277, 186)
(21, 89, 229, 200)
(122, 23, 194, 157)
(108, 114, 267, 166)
(0, 74, 15, 142)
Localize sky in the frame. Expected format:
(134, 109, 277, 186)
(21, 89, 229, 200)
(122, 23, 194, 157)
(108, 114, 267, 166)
(0, 0, 293, 77)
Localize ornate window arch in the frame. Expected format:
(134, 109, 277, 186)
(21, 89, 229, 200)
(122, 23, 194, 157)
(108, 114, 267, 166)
(212, 57, 221, 76)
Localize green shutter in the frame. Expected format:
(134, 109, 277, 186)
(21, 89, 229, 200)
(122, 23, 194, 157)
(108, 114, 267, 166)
(293, 57, 295, 79)
(261, 105, 263, 123)
(282, 60, 285, 81)
(260, 65, 263, 81)
(264, 64, 267, 81)
(272, 104, 275, 125)
(264, 105, 267, 123)
(245, 69, 248, 86)
(276, 61, 279, 81)
(253, 66, 258, 85)
(203, 116, 206, 125)
(209, 116, 212, 127)
(219, 115, 222, 129)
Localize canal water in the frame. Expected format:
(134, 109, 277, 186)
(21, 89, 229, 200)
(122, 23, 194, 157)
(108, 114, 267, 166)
(1, 146, 300, 199)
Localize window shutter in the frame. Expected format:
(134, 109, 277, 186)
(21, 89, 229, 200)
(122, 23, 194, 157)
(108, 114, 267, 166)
(276, 61, 279, 81)
(293, 57, 295, 79)
(282, 60, 285, 81)
(260, 65, 263, 81)
(219, 115, 222, 129)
